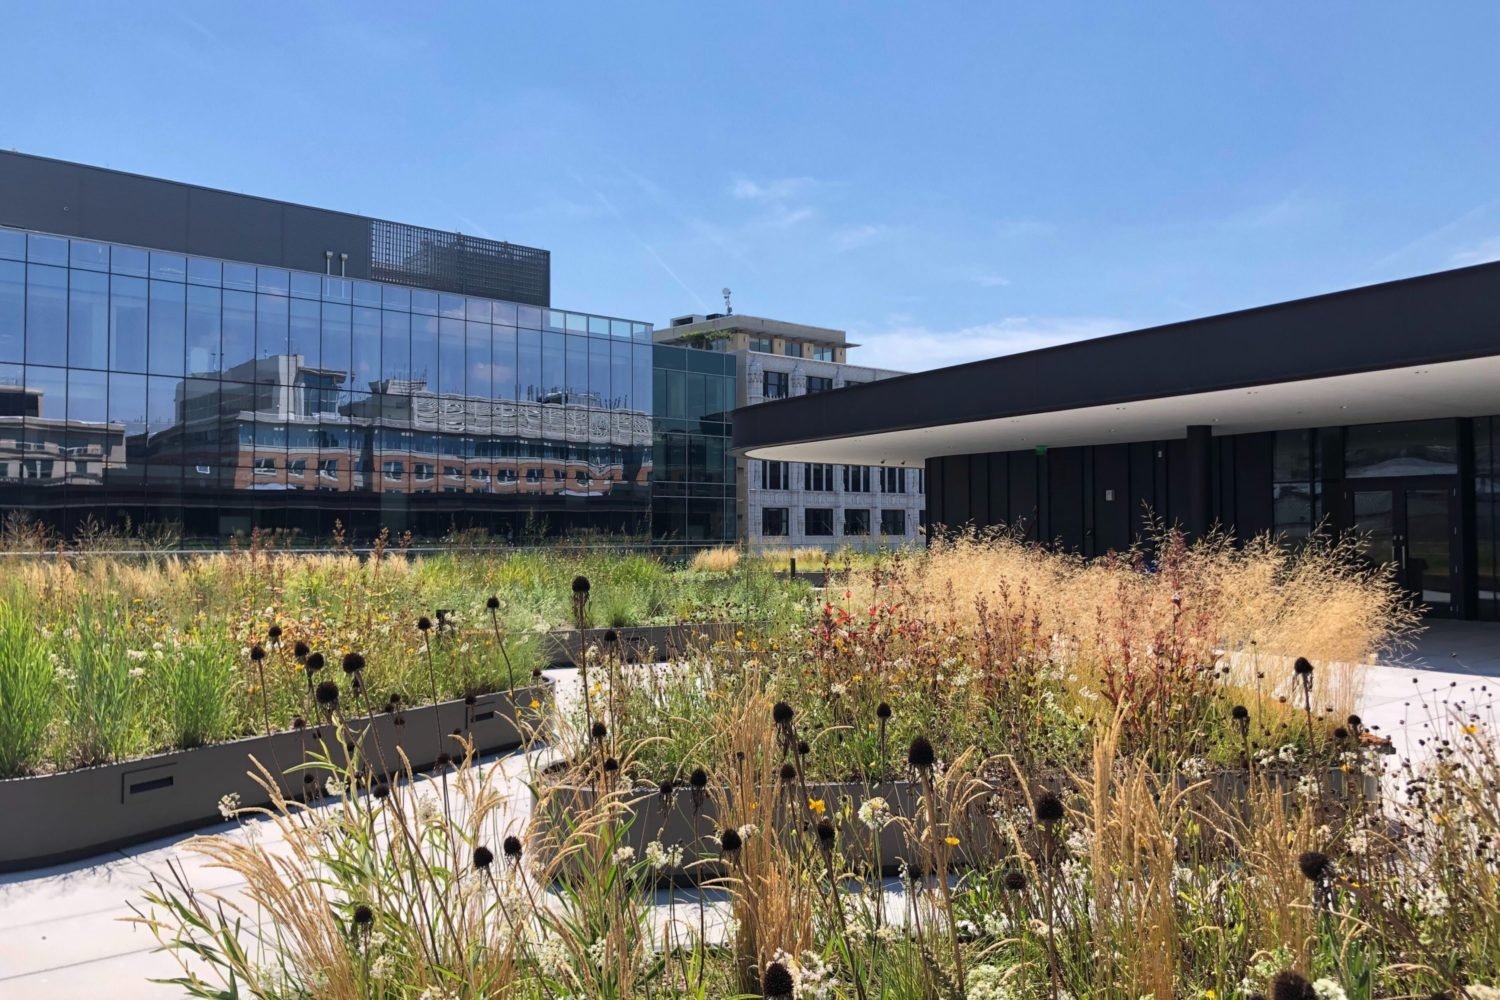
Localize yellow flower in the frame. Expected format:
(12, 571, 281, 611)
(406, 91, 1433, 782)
(944, 835, 961, 847)
(529, 699, 541, 710)
(808, 798, 826, 815)
(1203, 991, 1217, 1000)
(1462, 724, 1480, 736)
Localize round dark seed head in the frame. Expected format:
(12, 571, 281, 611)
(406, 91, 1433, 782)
(1333, 727, 1350, 741)
(389, 692, 402, 704)
(590, 720, 608, 741)
(1347, 714, 1362, 729)
(603, 628, 618, 643)
(267, 625, 282, 641)
(305, 652, 325, 672)
(907, 735, 936, 770)
(1003, 869, 1027, 891)
(689, 766, 708, 789)
(437, 752, 452, 767)
(382, 702, 396, 714)
(602, 757, 619, 773)
(780, 762, 797, 781)
(762, 960, 795, 998)
(1231, 704, 1250, 722)
(531, 668, 543, 679)
(342, 652, 365, 674)
(503, 835, 523, 858)
(719, 827, 743, 854)
(772, 701, 795, 726)
(1035, 791, 1065, 824)
(1293, 657, 1314, 677)
(816, 819, 836, 848)
(486, 595, 501, 610)
(571, 575, 590, 595)
(417, 616, 432, 632)
(473, 846, 494, 869)
(796, 739, 810, 756)
(315, 680, 339, 706)
(249, 644, 265, 662)
(876, 701, 892, 720)
(293, 716, 306, 729)
(658, 779, 675, 800)
(372, 782, 390, 800)
(352, 903, 373, 926)
(1270, 970, 1315, 1000)
(293, 641, 310, 659)
(1297, 850, 1332, 882)
(464, 693, 477, 706)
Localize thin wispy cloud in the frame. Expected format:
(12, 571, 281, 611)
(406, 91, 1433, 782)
(832, 223, 888, 252)
(730, 176, 815, 201)
(853, 315, 1125, 372)
(1223, 189, 1330, 231)
(1451, 237, 1500, 267)
(973, 273, 1012, 288)
(567, 169, 708, 311)
(1371, 198, 1500, 271)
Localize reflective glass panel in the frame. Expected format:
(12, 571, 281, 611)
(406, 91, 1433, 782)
(110, 244, 149, 278)
(0, 228, 24, 261)
(187, 257, 222, 287)
(289, 298, 320, 368)
(438, 318, 464, 395)
(0, 260, 23, 362)
(185, 284, 221, 374)
(27, 233, 68, 266)
(68, 269, 110, 369)
(70, 240, 109, 272)
(148, 279, 186, 376)
(26, 264, 69, 367)
(1346, 419, 1458, 478)
(221, 290, 256, 372)
(151, 252, 187, 282)
(256, 292, 289, 363)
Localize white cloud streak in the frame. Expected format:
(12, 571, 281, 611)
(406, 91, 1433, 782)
(851, 316, 1127, 372)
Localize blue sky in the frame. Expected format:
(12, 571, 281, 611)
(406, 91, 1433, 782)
(3, 3, 1498, 371)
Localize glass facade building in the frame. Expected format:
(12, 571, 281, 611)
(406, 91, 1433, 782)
(650, 345, 736, 543)
(0, 225, 657, 542)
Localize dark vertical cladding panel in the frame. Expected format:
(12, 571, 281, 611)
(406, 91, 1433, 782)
(1050, 446, 1085, 550)
(185, 188, 286, 266)
(1165, 438, 1189, 531)
(1233, 432, 1275, 539)
(986, 453, 1009, 528)
(281, 206, 371, 277)
(925, 458, 943, 530)
(73, 170, 190, 251)
(1009, 452, 1038, 540)
(945, 455, 971, 527)
(1129, 441, 1156, 541)
(1094, 443, 1131, 553)
(968, 454, 989, 529)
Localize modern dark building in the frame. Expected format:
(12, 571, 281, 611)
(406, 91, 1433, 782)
(0, 151, 722, 544)
(650, 344, 736, 543)
(734, 261, 1500, 619)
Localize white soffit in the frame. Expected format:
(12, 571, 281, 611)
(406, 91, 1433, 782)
(744, 355, 1500, 466)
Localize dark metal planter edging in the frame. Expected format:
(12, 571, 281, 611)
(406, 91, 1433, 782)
(0, 683, 550, 873)
(537, 767, 1378, 884)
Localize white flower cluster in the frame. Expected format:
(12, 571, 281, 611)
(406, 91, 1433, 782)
(612, 846, 636, 865)
(738, 823, 759, 841)
(966, 963, 1019, 1000)
(416, 986, 459, 1000)
(857, 796, 892, 831)
(1179, 756, 1209, 780)
(644, 840, 684, 870)
(1311, 979, 1348, 1000)
(217, 792, 241, 820)
(771, 948, 838, 1000)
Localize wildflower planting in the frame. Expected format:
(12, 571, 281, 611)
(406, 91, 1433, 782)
(51, 525, 1500, 995)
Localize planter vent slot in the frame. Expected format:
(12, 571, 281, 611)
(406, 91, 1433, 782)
(470, 701, 497, 723)
(129, 776, 175, 795)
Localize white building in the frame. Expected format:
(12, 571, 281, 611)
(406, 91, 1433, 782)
(655, 314, 925, 550)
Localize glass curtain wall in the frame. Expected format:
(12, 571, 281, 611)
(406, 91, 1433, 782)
(651, 345, 735, 545)
(0, 226, 653, 543)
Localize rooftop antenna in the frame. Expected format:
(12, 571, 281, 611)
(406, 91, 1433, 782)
(722, 287, 733, 316)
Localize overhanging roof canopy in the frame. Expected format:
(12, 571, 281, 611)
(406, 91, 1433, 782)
(732, 260, 1500, 466)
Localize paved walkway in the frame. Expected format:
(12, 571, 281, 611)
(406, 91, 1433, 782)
(4, 626, 1499, 998)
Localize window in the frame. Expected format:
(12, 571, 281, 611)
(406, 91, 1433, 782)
(881, 509, 907, 536)
(762, 506, 789, 537)
(916, 469, 925, 494)
(782, 341, 800, 357)
(805, 507, 834, 536)
(844, 508, 870, 536)
(382, 460, 404, 480)
(1273, 429, 1318, 541)
(843, 465, 871, 492)
(805, 463, 835, 491)
(253, 458, 276, 476)
(880, 467, 906, 493)
(21, 459, 56, 479)
(317, 459, 339, 479)
(749, 336, 773, 353)
(812, 346, 835, 361)
(524, 468, 541, 483)
(764, 371, 789, 400)
(287, 458, 307, 478)
(761, 460, 788, 490)
(806, 376, 833, 394)
(444, 465, 463, 480)
(414, 463, 434, 482)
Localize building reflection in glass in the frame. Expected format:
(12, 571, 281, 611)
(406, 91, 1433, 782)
(0, 226, 653, 540)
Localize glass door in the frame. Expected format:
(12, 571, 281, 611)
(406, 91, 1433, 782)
(1349, 482, 1455, 615)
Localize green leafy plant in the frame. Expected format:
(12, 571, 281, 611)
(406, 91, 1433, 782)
(0, 591, 55, 777)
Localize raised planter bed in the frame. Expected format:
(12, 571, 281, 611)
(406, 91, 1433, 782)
(536, 766, 1379, 883)
(0, 683, 549, 872)
(539, 623, 751, 667)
